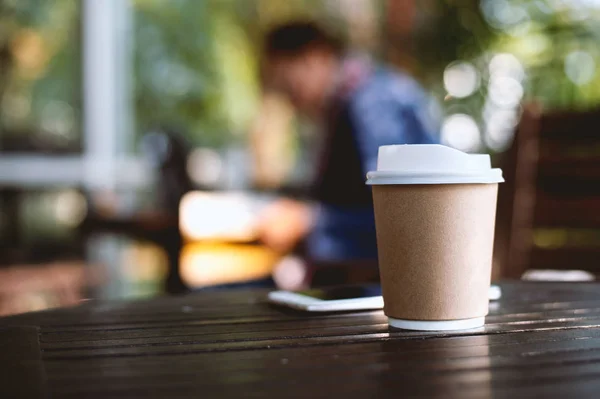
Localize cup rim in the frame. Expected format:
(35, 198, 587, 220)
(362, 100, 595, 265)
(388, 316, 485, 331)
(366, 169, 504, 185)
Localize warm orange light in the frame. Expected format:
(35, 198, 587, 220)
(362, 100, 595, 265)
(179, 191, 260, 242)
(180, 243, 279, 288)
(11, 29, 49, 78)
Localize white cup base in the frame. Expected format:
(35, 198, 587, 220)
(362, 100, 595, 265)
(388, 316, 485, 331)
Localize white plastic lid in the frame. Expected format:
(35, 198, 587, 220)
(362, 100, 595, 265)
(366, 144, 504, 185)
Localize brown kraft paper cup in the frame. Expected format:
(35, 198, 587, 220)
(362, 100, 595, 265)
(372, 183, 498, 321)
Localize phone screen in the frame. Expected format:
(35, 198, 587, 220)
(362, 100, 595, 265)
(297, 285, 382, 300)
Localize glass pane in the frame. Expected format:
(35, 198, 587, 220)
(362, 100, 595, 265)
(131, 0, 370, 190)
(133, 0, 260, 147)
(0, 0, 81, 153)
(0, 188, 86, 268)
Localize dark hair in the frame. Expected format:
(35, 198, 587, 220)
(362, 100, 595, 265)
(264, 21, 343, 58)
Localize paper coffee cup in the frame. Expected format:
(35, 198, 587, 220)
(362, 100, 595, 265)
(366, 145, 503, 331)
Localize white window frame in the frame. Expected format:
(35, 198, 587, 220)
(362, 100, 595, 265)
(0, 0, 150, 190)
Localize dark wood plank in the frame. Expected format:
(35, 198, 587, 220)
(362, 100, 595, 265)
(0, 326, 45, 398)
(534, 196, 600, 228)
(540, 109, 600, 140)
(494, 105, 541, 278)
(498, 106, 600, 279)
(37, 305, 600, 345)
(40, 335, 600, 398)
(36, 304, 600, 352)
(530, 247, 600, 271)
(537, 161, 600, 196)
(2, 282, 600, 397)
(39, 328, 600, 373)
(538, 158, 600, 180)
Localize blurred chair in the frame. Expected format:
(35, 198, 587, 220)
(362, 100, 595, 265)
(141, 127, 194, 211)
(81, 127, 192, 294)
(140, 127, 193, 293)
(495, 106, 600, 279)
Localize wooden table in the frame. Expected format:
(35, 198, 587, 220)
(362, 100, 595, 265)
(3, 282, 600, 398)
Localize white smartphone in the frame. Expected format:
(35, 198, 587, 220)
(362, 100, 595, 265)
(268, 284, 502, 312)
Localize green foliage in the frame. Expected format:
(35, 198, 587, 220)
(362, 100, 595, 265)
(0, 0, 80, 149)
(414, 0, 600, 110)
(131, 0, 334, 147)
(133, 0, 219, 144)
(413, 0, 495, 83)
(3, 0, 599, 153)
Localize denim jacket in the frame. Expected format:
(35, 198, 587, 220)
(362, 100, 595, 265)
(309, 55, 440, 262)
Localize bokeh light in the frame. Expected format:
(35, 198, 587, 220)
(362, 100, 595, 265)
(481, 0, 529, 30)
(54, 189, 88, 227)
(1, 93, 31, 125)
(441, 114, 482, 153)
(41, 100, 76, 140)
(187, 148, 223, 186)
(272, 255, 308, 291)
(180, 242, 277, 288)
(179, 191, 259, 241)
(489, 53, 525, 81)
(565, 50, 596, 85)
(150, 61, 195, 97)
(484, 107, 520, 151)
(488, 76, 524, 108)
(443, 61, 480, 98)
(482, 53, 525, 151)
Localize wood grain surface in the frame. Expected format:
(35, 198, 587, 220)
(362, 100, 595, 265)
(2, 282, 600, 398)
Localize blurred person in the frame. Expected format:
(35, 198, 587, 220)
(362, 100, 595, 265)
(259, 21, 439, 263)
